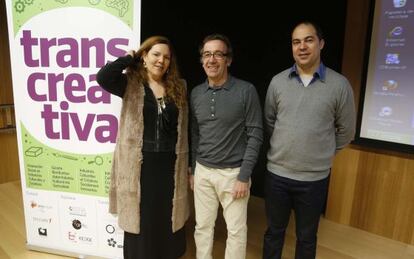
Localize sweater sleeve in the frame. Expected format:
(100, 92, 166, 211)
(96, 55, 135, 98)
(264, 77, 278, 136)
(335, 79, 356, 151)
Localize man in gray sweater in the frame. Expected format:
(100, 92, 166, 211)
(190, 34, 263, 259)
(263, 21, 356, 259)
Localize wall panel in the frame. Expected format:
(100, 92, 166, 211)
(0, 0, 13, 104)
(0, 133, 20, 183)
(0, 1, 19, 184)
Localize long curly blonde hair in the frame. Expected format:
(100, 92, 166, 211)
(127, 36, 186, 108)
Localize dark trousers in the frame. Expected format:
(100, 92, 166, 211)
(263, 171, 329, 259)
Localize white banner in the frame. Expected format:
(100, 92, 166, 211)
(6, 1, 140, 258)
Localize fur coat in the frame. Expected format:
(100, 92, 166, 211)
(108, 75, 189, 234)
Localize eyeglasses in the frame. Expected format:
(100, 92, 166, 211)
(201, 51, 228, 60)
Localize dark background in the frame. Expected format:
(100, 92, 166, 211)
(140, 0, 348, 196)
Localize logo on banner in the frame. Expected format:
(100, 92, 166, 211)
(33, 217, 52, 223)
(107, 237, 123, 248)
(30, 200, 53, 212)
(72, 219, 87, 230)
(67, 231, 93, 244)
(68, 231, 77, 242)
(38, 227, 48, 236)
(72, 219, 82, 230)
(105, 224, 116, 234)
(69, 206, 87, 217)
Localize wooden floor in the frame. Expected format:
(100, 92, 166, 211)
(0, 181, 413, 259)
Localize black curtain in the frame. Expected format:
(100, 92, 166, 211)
(141, 0, 348, 197)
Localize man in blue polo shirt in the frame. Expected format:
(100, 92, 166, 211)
(263, 21, 356, 259)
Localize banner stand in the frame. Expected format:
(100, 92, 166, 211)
(6, 1, 140, 258)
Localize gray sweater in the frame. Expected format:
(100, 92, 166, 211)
(264, 66, 356, 181)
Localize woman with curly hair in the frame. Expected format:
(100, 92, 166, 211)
(97, 36, 189, 259)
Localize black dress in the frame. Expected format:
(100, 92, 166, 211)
(96, 56, 186, 259)
(123, 86, 186, 259)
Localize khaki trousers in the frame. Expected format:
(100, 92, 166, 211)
(194, 162, 249, 259)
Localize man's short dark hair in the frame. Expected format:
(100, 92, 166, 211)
(199, 34, 233, 59)
(292, 21, 324, 40)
